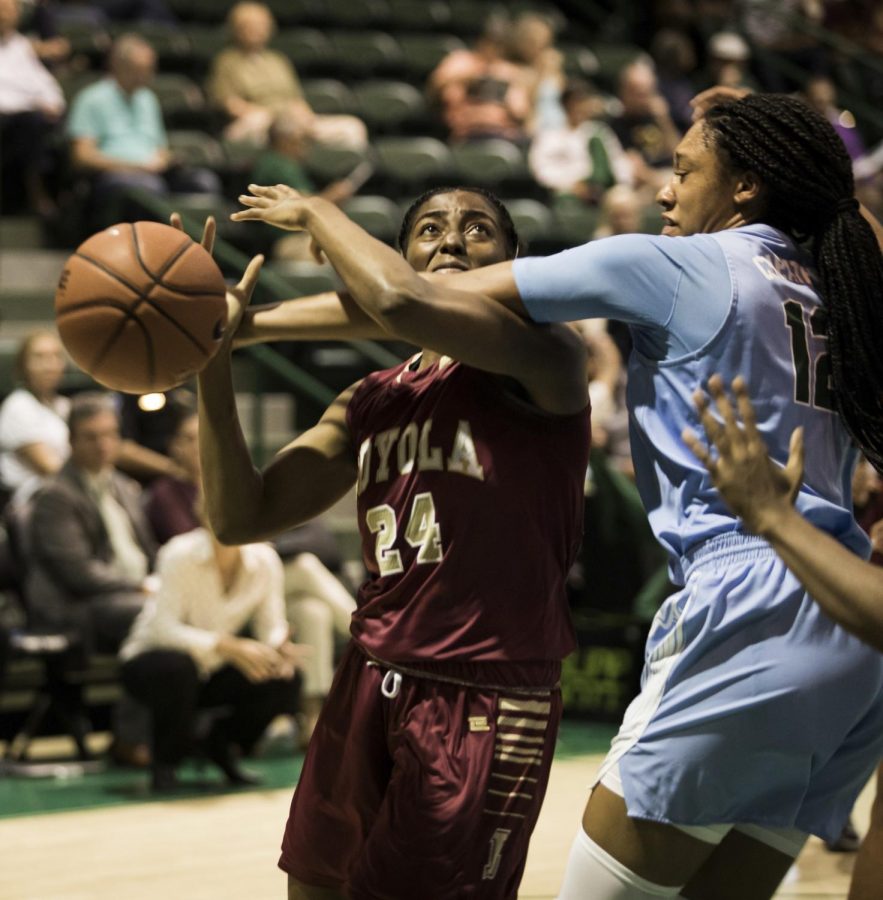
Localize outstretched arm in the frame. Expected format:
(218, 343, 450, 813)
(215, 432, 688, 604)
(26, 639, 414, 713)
(683, 375, 883, 652)
(235, 292, 387, 345)
(232, 187, 587, 415)
(170, 216, 359, 545)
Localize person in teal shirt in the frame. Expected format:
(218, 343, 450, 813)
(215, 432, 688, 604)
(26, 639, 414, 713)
(68, 33, 219, 229)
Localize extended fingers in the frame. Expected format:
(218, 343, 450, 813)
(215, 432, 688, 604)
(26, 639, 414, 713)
(683, 427, 715, 472)
(238, 253, 265, 295)
(693, 388, 725, 448)
(200, 216, 216, 254)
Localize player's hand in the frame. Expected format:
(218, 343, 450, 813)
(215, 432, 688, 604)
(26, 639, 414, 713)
(681, 374, 805, 534)
(222, 252, 264, 346)
(232, 183, 312, 231)
(169, 212, 216, 254)
(690, 85, 751, 121)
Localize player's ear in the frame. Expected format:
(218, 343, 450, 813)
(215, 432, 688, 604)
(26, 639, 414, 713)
(733, 170, 762, 210)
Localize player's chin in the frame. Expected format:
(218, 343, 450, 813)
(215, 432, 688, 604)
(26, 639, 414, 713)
(660, 224, 679, 237)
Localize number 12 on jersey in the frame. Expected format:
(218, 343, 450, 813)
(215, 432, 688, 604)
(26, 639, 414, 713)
(366, 492, 444, 576)
(783, 299, 834, 412)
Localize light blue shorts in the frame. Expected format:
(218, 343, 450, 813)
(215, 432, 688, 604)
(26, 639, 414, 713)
(596, 533, 883, 843)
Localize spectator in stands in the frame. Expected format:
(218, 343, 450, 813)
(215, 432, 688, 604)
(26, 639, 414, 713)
(803, 75, 867, 163)
(140, 378, 355, 748)
(506, 11, 566, 132)
(67, 33, 221, 229)
(248, 112, 364, 261)
(427, 14, 532, 146)
(649, 27, 699, 133)
(701, 31, 758, 93)
(610, 60, 680, 197)
(24, 392, 157, 655)
(0, 330, 69, 511)
(37, 0, 174, 28)
(119, 507, 305, 791)
(593, 183, 645, 238)
(0, 0, 65, 217)
(144, 404, 200, 546)
(207, 1, 367, 148)
(610, 60, 680, 194)
(21, 391, 158, 765)
(529, 78, 631, 204)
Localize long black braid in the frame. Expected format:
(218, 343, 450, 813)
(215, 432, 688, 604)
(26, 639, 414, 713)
(396, 186, 521, 260)
(705, 93, 883, 472)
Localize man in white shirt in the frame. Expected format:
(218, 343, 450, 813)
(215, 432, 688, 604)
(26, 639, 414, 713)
(120, 524, 304, 791)
(0, 0, 65, 215)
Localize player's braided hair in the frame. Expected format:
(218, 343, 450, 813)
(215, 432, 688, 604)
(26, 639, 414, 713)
(397, 186, 521, 259)
(705, 93, 883, 472)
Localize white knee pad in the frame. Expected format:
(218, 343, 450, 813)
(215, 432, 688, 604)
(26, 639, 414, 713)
(558, 828, 684, 899)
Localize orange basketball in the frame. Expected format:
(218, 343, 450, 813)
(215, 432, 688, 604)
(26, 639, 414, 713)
(55, 221, 228, 394)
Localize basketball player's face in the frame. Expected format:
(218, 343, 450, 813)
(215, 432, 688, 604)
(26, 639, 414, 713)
(656, 122, 744, 237)
(404, 192, 510, 275)
(71, 410, 121, 474)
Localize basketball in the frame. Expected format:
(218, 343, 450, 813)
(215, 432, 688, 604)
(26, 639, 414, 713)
(54, 221, 228, 394)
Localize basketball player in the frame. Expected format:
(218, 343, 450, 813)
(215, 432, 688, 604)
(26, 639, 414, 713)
(233, 92, 883, 899)
(199, 187, 591, 899)
(684, 375, 883, 900)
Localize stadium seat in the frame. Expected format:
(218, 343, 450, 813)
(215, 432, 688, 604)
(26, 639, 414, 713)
(168, 130, 226, 170)
(450, 139, 529, 185)
(327, 30, 404, 77)
(506, 199, 554, 245)
(304, 144, 371, 183)
(551, 201, 601, 245)
(446, 0, 503, 36)
(387, 0, 452, 31)
(267, 261, 338, 296)
(588, 43, 648, 92)
(105, 23, 190, 71)
(302, 79, 358, 115)
(271, 29, 334, 76)
(343, 196, 403, 242)
(58, 70, 103, 104)
(264, 0, 322, 27)
(352, 80, 427, 134)
(56, 20, 111, 61)
(167, 193, 237, 225)
(397, 32, 465, 79)
(182, 25, 228, 74)
(323, 0, 391, 28)
(373, 137, 454, 190)
(152, 74, 209, 126)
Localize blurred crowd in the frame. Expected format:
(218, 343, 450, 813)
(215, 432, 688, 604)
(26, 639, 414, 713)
(2, 0, 883, 788)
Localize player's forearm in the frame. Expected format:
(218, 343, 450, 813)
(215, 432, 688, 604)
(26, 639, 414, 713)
(301, 198, 430, 326)
(234, 291, 387, 347)
(196, 351, 267, 545)
(760, 506, 883, 652)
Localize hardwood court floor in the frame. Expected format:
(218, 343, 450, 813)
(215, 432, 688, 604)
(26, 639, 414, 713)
(0, 748, 873, 899)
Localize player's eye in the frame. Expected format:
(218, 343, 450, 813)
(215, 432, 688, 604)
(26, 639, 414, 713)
(673, 170, 688, 182)
(418, 223, 439, 236)
(467, 223, 491, 237)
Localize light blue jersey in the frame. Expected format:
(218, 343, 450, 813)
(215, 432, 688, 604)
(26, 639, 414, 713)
(514, 225, 869, 583)
(513, 226, 883, 840)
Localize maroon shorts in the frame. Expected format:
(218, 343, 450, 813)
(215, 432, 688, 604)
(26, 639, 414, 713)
(279, 642, 562, 900)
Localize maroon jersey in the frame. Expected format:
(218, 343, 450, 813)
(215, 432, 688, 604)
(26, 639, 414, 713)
(345, 356, 590, 664)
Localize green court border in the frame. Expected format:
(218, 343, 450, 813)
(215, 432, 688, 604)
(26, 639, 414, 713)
(0, 721, 615, 819)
